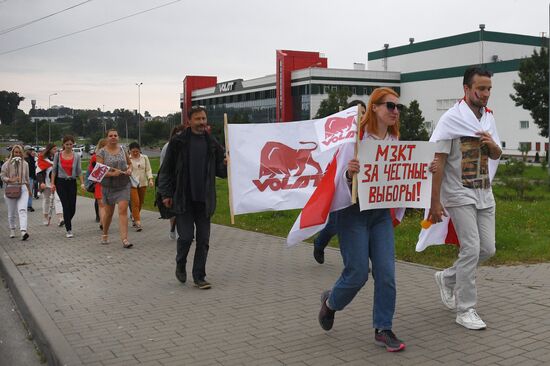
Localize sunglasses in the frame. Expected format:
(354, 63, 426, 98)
(377, 101, 404, 112)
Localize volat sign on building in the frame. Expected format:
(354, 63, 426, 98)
(215, 79, 243, 93)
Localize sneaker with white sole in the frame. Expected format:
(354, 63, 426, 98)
(456, 309, 487, 330)
(435, 271, 455, 310)
(43, 219, 49, 226)
(9, 229, 16, 238)
(66, 231, 74, 238)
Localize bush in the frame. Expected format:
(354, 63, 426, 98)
(502, 159, 526, 176)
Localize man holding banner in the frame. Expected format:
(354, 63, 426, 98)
(426, 66, 502, 330)
(158, 106, 227, 290)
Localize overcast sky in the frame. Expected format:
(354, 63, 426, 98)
(1, 0, 549, 116)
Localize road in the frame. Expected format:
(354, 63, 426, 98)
(0, 276, 44, 366)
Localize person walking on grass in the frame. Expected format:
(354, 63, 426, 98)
(96, 129, 133, 248)
(1, 145, 31, 240)
(128, 142, 154, 232)
(428, 66, 501, 330)
(158, 106, 226, 289)
(51, 135, 85, 238)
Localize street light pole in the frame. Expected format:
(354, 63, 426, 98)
(548, 4, 550, 175)
(48, 93, 57, 143)
(136, 82, 142, 145)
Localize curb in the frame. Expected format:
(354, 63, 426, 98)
(0, 245, 83, 366)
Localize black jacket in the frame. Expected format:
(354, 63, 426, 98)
(158, 128, 227, 217)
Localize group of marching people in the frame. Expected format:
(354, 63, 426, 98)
(2, 130, 154, 249)
(2, 66, 502, 354)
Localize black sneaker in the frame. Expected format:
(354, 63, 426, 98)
(58, 220, 64, 227)
(21, 232, 29, 241)
(175, 265, 186, 283)
(318, 290, 335, 331)
(374, 329, 406, 352)
(27, 206, 35, 212)
(313, 247, 325, 264)
(193, 280, 211, 289)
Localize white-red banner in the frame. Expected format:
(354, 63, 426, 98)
(357, 141, 436, 210)
(227, 108, 358, 215)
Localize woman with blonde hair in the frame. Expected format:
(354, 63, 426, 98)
(1, 145, 31, 240)
(96, 129, 133, 248)
(318, 87, 406, 352)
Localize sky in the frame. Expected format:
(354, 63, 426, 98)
(1, 0, 549, 116)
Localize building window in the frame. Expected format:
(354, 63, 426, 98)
(436, 99, 460, 110)
(424, 121, 433, 131)
(501, 141, 506, 148)
(536, 142, 541, 151)
(520, 120, 529, 129)
(519, 142, 532, 151)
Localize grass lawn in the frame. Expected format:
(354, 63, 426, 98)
(82, 159, 550, 268)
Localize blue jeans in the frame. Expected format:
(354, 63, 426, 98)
(27, 178, 34, 207)
(313, 212, 338, 251)
(328, 204, 396, 330)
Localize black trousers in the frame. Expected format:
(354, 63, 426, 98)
(55, 178, 77, 231)
(175, 201, 211, 282)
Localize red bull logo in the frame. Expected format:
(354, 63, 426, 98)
(253, 141, 324, 192)
(322, 115, 356, 146)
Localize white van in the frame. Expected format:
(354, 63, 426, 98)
(73, 147, 84, 157)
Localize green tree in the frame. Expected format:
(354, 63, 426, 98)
(510, 47, 549, 137)
(399, 100, 429, 141)
(315, 88, 352, 118)
(0, 91, 24, 125)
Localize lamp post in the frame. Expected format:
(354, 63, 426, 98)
(548, 4, 550, 175)
(48, 93, 57, 143)
(136, 82, 142, 145)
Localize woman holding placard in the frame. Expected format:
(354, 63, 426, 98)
(317, 87, 406, 352)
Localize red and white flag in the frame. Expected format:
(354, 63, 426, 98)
(416, 100, 500, 252)
(286, 143, 355, 246)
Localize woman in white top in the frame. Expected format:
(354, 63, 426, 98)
(1, 145, 31, 240)
(128, 142, 153, 231)
(36, 143, 64, 226)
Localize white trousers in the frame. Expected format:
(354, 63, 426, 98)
(4, 186, 29, 232)
(41, 188, 63, 215)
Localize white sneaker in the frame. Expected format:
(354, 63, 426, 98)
(9, 229, 16, 238)
(169, 230, 176, 240)
(435, 271, 455, 310)
(66, 231, 74, 238)
(43, 219, 49, 226)
(456, 309, 487, 330)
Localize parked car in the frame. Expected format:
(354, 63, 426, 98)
(73, 147, 84, 157)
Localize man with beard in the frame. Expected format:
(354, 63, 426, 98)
(158, 106, 226, 289)
(428, 66, 502, 330)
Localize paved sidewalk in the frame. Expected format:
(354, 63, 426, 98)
(1, 196, 549, 366)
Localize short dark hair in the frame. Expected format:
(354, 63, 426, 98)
(463, 66, 492, 87)
(346, 100, 366, 109)
(128, 142, 140, 151)
(187, 105, 207, 119)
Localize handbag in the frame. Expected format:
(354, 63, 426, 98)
(5, 184, 22, 199)
(5, 159, 23, 199)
